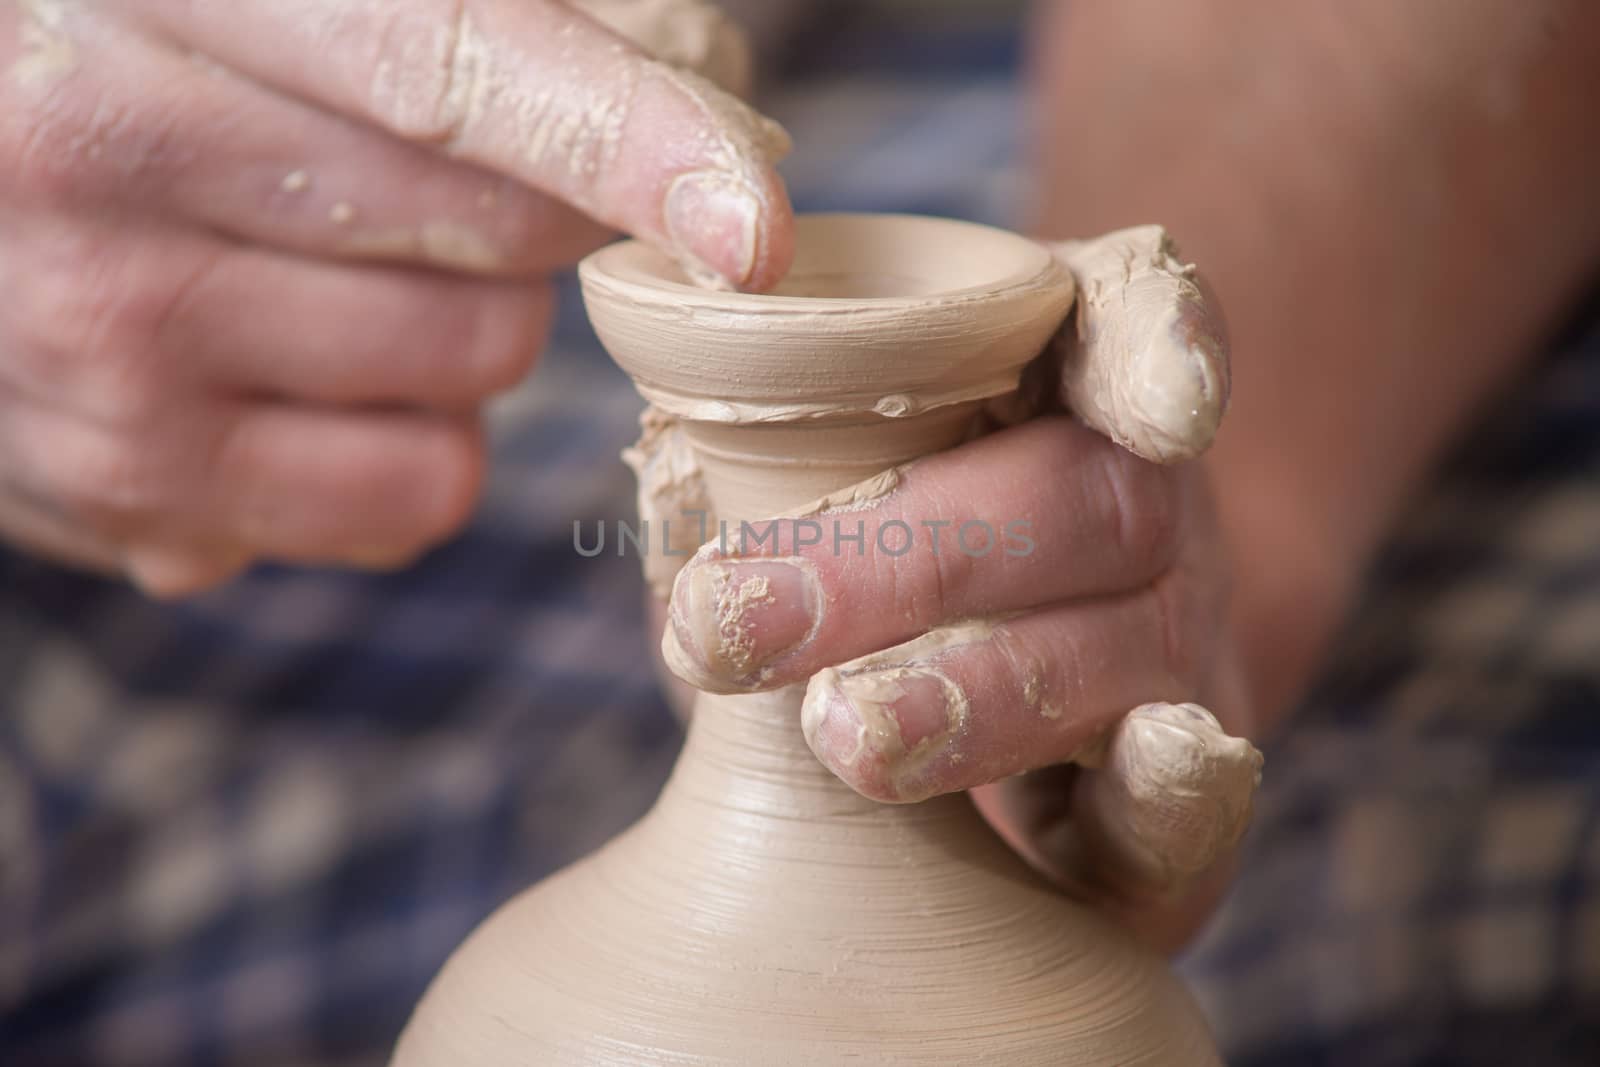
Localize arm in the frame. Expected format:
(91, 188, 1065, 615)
(1028, 0, 1600, 728)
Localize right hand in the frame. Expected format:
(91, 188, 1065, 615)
(0, 0, 794, 595)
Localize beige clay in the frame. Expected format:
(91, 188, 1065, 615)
(573, 0, 755, 96)
(1051, 226, 1230, 463)
(391, 214, 1260, 1065)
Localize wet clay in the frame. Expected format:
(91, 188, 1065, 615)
(573, 0, 754, 96)
(1052, 226, 1230, 463)
(391, 215, 1253, 1065)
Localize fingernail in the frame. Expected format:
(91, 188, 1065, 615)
(662, 170, 762, 290)
(666, 558, 818, 691)
(802, 665, 967, 802)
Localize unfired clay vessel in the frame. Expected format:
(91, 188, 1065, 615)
(390, 215, 1240, 1065)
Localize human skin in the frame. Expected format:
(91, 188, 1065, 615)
(0, 0, 793, 596)
(662, 0, 1600, 948)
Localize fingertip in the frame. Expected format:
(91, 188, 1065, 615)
(801, 665, 966, 805)
(1128, 287, 1230, 462)
(414, 419, 489, 546)
(610, 62, 795, 291)
(657, 150, 794, 292)
(125, 546, 250, 600)
(741, 170, 796, 293)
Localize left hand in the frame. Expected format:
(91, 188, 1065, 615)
(661, 416, 1257, 949)
(658, 229, 1263, 950)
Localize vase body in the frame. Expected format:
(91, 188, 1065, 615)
(393, 686, 1221, 1065)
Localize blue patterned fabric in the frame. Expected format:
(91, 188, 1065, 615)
(1178, 298, 1600, 1066)
(3, 11, 1597, 1066)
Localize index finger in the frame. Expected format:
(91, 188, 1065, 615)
(124, 0, 795, 290)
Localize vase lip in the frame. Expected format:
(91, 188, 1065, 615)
(581, 212, 1064, 312)
(578, 212, 1077, 424)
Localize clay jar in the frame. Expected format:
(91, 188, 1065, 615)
(390, 215, 1224, 1065)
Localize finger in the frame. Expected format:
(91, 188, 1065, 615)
(161, 243, 555, 410)
(0, 478, 123, 575)
(121, 540, 254, 599)
(17, 14, 610, 274)
(1072, 703, 1260, 893)
(798, 579, 1217, 803)
(2, 221, 551, 413)
(126, 0, 796, 289)
(1051, 226, 1230, 463)
(971, 736, 1255, 954)
(210, 404, 488, 562)
(0, 399, 485, 564)
(661, 417, 1185, 693)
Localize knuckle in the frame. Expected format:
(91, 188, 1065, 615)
(1097, 446, 1181, 580)
(921, 526, 979, 619)
(4, 88, 91, 207)
(8, 236, 109, 370)
(1150, 570, 1204, 688)
(46, 428, 168, 522)
(873, 487, 980, 628)
(13, 240, 185, 426)
(366, 0, 473, 143)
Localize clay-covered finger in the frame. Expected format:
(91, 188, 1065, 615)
(124, 0, 796, 289)
(16, 14, 611, 274)
(661, 417, 1185, 694)
(970, 731, 1257, 954)
(1050, 226, 1230, 463)
(797, 582, 1216, 803)
(1071, 703, 1261, 893)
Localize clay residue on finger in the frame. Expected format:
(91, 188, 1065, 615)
(366, 0, 789, 291)
(662, 552, 823, 692)
(802, 620, 998, 800)
(1051, 225, 1230, 464)
(647, 61, 791, 290)
(814, 665, 969, 776)
(340, 221, 503, 272)
(782, 466, 904, 521)
(1075, 702, 1262, 891)
(12, 0, 77, 88)
(572, 0, 754, 96)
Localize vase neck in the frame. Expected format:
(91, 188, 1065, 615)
(683, 404, 981, 525)
(670, 689, 884, 821)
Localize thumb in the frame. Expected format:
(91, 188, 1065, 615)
(973, 702, 1262, 951)
(131, 0, 795, 290)
(1049, 226, 1230, 462)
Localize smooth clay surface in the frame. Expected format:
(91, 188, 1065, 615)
(391, 216, 1230, 1065)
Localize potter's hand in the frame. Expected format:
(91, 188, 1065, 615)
(0, 0, 793, 595)
(660, 226, 1257, 949)
(663, 418, 1258, 946)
